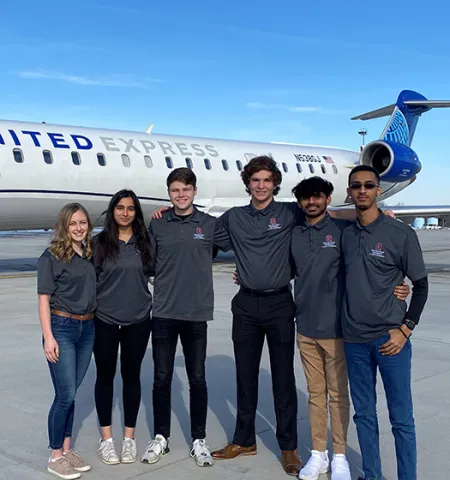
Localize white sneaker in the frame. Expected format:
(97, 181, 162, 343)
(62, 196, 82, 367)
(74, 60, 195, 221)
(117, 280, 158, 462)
(141, 434, 170, 464)
(121, 437, 137, 463)
(299, 450, 330, 480)
(97, 438, 120, 465)
(331, 454, 351, 480)
(190, 439, 214, 467)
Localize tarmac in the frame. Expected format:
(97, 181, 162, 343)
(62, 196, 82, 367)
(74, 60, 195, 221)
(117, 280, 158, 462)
(0, 229, 449, 479)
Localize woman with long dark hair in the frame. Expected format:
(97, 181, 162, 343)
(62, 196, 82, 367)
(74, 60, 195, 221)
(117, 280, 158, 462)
(38, 203, 96, 479)
(92, 189, 154, 465)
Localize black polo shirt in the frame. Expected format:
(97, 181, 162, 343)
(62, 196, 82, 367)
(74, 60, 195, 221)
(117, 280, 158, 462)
(341, 213, 427, 343)
(218, 200, 303, 290)
(37, 248, 96, 315)
(93, 235, 153, 326)
(149, 208, 231, 322)
(291, 214, 350, 338)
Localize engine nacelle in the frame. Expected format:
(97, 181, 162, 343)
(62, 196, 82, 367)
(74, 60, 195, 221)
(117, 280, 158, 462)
(360, 140, 421, 183)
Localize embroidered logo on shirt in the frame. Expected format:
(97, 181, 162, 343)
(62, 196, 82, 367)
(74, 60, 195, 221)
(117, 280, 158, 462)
(193, 227, 205, 240)
(322, 234, 337, 248)
(268, 217, 281, 230)
(370, 242, 385, 258)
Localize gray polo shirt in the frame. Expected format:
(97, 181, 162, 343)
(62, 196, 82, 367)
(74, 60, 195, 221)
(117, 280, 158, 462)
(291, 214, 350, 338)
(37, 248, 97, 315)
(149, 208, 231, 321)
(218, 200, 303, 290)
(341, 214, 427, 343)
(93, 235, 153, 326)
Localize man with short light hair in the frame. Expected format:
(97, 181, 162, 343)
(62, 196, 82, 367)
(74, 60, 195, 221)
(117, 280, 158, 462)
(142, 167, 230, 468)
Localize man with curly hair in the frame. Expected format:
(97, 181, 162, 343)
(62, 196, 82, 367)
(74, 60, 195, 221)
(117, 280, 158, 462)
(211, 155, 304, 475)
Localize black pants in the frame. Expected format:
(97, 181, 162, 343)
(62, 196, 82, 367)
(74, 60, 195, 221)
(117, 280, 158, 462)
(93, 317, 152, 428)
(152, 317, 208, 441)
(231, 289, 298, 451)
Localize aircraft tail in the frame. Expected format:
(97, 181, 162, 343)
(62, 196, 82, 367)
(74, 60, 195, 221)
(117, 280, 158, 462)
(352, 90, 450, 147)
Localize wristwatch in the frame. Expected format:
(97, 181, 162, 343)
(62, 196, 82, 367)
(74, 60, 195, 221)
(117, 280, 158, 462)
(403, 319, 416, 331)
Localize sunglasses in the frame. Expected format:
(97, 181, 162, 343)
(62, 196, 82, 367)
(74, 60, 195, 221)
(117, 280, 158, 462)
(349, 182, 379, 190)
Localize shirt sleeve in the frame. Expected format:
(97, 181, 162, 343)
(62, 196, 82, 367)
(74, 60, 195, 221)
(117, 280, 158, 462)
(148, 222, 157, 277)
(213, 219, 232, 252)
(281, 201, 305, 225)
(401, 229, 428, 282)
(218, 209, 230, 231)
(405, 276, 428, 324)
(37, 252, 57, 294)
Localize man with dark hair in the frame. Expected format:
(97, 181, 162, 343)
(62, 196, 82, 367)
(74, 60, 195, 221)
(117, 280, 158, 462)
(166, 167, 197, 189)
(211, 155, 304, 475)
(291, 177, 352, 480)
(290, 177, 408, 480)
(141, 167, 231, 467)
(342, 165, 428, 480)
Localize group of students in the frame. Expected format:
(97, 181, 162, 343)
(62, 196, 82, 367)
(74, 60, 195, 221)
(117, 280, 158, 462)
(37, 155, 428, 480)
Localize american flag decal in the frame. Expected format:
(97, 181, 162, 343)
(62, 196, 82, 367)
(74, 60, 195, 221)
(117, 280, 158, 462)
(322, 156, 334, 164)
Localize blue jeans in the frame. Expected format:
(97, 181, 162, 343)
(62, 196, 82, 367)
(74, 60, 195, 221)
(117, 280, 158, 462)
(344, 335, 416, 480)
(45, 314, 95, 450)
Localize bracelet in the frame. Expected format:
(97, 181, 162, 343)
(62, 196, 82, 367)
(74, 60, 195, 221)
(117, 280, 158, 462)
(398, 326, 409, 339)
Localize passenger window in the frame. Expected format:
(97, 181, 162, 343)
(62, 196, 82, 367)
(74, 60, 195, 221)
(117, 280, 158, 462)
(296, 163, 302, 173)
(236, 160, 243, 171)
(321, 164, 326, 174)
(144, 155, 153, 168)
(43, 150, 53, 164)
(332, 165, 338, 174)
(97, 153, 106, 166)
(309, 164, 314, 173)
(282, 162, 288, 173)
(186, 158, 193, 169)
(165, 156, 173, 168)
(71, 152, 81, 165)
(122, 154, 131, 167)
(222, 159, 229, 171)
(204, 158, 212, 170)
(13, 148, 24, 163)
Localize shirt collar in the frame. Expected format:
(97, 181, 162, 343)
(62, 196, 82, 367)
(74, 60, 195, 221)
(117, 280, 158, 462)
(166, 207, 200, 223)
(247, 199, 277, 216)
(356, 209, 385, 233)
(118, 235, 136, 245)
(300, 212, 331, 231)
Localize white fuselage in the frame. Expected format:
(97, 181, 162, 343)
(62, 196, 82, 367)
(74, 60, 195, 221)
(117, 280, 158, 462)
(0, 120, 409, 230)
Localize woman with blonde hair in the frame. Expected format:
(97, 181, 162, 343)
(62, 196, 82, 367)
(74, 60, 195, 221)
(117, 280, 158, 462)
(37, 203, 96, 479)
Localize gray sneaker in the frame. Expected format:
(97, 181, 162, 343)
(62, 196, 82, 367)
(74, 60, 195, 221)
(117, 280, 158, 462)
(47, 456, 81, 479)
(141, 434, 170, 464)
(64, 450, 91, 472)
(97, 438, 120, 465)
(121, 437, 137, 463)
(190, 439, 214, 467)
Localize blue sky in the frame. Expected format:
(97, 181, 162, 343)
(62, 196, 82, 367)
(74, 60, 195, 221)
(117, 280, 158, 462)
(1, 0, 449, 204)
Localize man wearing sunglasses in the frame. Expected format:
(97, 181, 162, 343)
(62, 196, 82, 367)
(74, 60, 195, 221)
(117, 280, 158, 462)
(342, 165, 428, 480)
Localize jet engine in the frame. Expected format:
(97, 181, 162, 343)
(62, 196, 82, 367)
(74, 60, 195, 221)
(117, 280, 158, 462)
(359, 140, 421, 183)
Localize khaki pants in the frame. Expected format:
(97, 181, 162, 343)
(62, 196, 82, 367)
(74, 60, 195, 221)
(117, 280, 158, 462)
(297, 334, 350, 454)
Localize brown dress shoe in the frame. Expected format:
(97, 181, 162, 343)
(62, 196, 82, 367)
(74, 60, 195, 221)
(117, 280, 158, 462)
(211, 443, 257, 459)
(281, 449, 303, 476)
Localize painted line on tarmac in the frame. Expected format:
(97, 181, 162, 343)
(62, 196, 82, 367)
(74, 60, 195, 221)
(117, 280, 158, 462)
(0, 272, 36, 279)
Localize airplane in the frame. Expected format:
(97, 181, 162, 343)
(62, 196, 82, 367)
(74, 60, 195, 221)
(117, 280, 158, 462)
(0, 89, 450, 231)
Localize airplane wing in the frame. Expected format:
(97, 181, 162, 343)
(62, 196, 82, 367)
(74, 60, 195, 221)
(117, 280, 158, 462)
(206, 205, 450, 220)
(389, 206, 450, 218)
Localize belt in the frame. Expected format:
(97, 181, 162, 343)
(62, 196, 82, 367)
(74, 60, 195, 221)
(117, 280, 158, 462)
(51, 309, 94, 321)
(239, 285, 290, 296)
